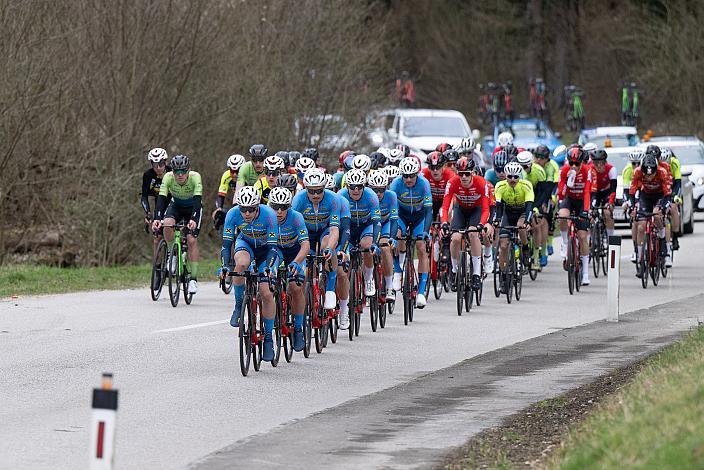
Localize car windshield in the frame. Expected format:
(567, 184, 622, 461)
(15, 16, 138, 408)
(671, 144, 704, 165)
(512, 124, 552, 139)
(403, 116, 468, 137)
(605, 149, 632, 173)
(587, 135, 638, 148)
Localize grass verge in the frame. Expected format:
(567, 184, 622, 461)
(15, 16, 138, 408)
(0, 259, 222, 297)
(551, 326, 704, 469)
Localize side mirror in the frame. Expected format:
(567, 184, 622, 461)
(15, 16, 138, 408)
(553, 144, 567, 157)
(681, 168, 693, 177)
(471, 129, 481, 140)
(554, 131, 562, 139)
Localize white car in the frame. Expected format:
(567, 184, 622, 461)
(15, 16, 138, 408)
(645, 137, 704, 212)
(579, 126, 639, 148)
(368, 108, 479, 163)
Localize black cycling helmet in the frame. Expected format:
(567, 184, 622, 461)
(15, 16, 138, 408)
(533, 144, 550, 159)
(641, 154, 659, 175)
(396, 144, 410, 158)
(288, 151, 301, 167)
(302, 147, 319, 162)
(443, 149, 459, 163)
(591, 149, 608, 161)
(171, 155, 190, 170)
(369, 151, 385, 170)
(275, 151, 290, 168)
(278, 173, 298, 192)
(503, 144, 519, 158)
(249, 144, 268, 159)
(493, 150, 509, 169)
(645, 144, 661, 160)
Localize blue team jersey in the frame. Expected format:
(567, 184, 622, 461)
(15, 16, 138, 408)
(333, 170, 345, 191)
(276, 209, 309, 249)
(339, 187, 381, 227)
(389, 174, 432, 217)
(292, 188, 341, 234)
(484, 169, 500, 186)
(337, 193, 351, 220)
(223, 204, 278, 248)
(377, 189, 399, 224)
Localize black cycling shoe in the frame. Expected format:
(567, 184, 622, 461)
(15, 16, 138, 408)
(471, 274, 481, 291)
(672, 236, 680, 251)
(449, 271, 457, 292)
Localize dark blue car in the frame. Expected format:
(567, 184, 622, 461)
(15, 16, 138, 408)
(482, 118, 565, 164)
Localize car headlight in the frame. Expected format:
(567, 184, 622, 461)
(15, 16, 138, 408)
(697, 177, 704, 186)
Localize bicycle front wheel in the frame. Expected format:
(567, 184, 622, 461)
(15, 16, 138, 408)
(567, 239, 575, 295)
(168, 245, 180, 307)
(238, 292, 252, 377)
(151, 239, 168, 301)
(456, 251, 465, 316)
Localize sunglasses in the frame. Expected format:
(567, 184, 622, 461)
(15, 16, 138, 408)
(308, 188, 324, 195)
(173, 169, 188, 175)
(506, 175, 520, 180)
(271, 204, 290, 212)
(429, 165, 442, 171)
(251, 157, 265, 163)
(348, 184, 364, 190)
(402, 174, 416, 179)
(568, 161, 581, 167)
(631, 161, 639, 166)
(371, 187, 385, 193)
(265, 170, 281, 177)
(240, 206, 257, 214)
(458, 172, 472, 177)
(151, 161, 166, 168)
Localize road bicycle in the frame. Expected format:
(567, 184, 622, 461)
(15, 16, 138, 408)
(637, 211, 668, 289)
(399, 227, 420, 326)
(529, 78, 550, 123)
(163, 223, 194, 307)
(270, 263, 296, 364)
(429, 222, 450, 299)
(494, 226, 524, 304)
(454, 227, 483, 315)
(621, 82, 640, 127)
(371, 243, 389, 330)
(556, 215, 585, 295)
(305, 251, 333, 353)
(228, 270, 264, 377)
(150, 231, 167, 301)
(589, 205, 609, 278)
(347, 245, 367, 339)
(564, 85, 585, 132)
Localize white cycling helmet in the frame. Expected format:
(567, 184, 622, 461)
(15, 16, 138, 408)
(227, 154, 245, 171)
(399, 156, 420, 175)
(352, 154, 372, 172)
(295, 156, 316, 174)
(324, 173, 335, 190)
(268, 186, 293, 206)
(516, 150, 533, 165)
(346, 169, 367, 186)
(497, 131, 514, 147)
(583, 142, 598, 152)
(457, 137, 475, 154)
(148, 147, 168, 163)
(387, 148, 403, 165)
(377, 147, 391, 161)
(384, 165, 401, 180)
(236, 186, 261, 206)
(303, 168, 326, 188)
(659, 147, 672, 163)
(263, 155, 285, 172)
(504, 161, 523, 177)
(367, 170, 388, 188)
(628, 149, 645, 162)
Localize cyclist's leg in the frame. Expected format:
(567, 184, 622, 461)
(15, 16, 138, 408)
(358, 224, 375, 293)
(575, 213, 590, 282)
(380, 221, 394, 295)
(449, 205, 467, 274)
(467, 206, 483, 280)
(254, 247, 277, 360)
(394, 218, 408, 281)
(558, 199, 573, 258)
(231, 239, 254, 325)
(283, 247, 306, 336)
(186, 214, 201, 282)
(413, 219, 429, 297)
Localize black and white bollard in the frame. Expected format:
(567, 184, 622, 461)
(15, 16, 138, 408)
(90, 373, 118, 470)
(607, 236, 621, 322)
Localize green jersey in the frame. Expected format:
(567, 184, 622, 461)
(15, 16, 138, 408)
(622, 164, 634, 187)
(670, 156, 681, 180)
(237, 161, 265, 186)
(523, 163, 546, 189)
(159, 171, 203, 206)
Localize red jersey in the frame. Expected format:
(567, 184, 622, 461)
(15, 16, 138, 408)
(630, 166, 672, 196)
(422, 167, 454, 202)
(588, 162, 617, 203)
(486, 182, 496, 207)
(440, 175, 490, 224)
(558, 164, 592, 211)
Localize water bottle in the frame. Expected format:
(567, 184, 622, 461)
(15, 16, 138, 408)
(566, 169, 576, 188)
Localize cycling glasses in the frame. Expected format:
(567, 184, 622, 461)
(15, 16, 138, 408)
(568, 160, 582, 166)
(402, 174, 417, 179)
(240, 206, 257, 214)
(429, 165, 442, 171)
(348, 184, 364, 191)
(521, 164, 531, 170)
(173, 169, 188, 175)
(151, 161, 166, 168)
(251, 156, 265, 162)
(265, 170, 281, 177)
(270, 204, 290, 212)
(458, 172, 472, 177)
(371, 187, 385, 194)
(506, 175, 520, 180)
(307, 188, 324, 195)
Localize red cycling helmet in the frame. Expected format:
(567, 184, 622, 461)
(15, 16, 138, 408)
(436, 142, 452, 153)
(456, 156, 476, 172)
(567, 145, 586, 164)
(427, 151, 445, 168)
(339, 150, 355, 166)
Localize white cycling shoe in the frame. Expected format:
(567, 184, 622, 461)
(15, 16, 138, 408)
(559, 243, 567, 260)
(338, 312, 350, 330)
(324, 291, 337, 310)
(392, 272, 402, 291)
(483, 255, 494, 273)
(188, 280, 198, 294)
(385, 288, 395, 302)
(630, 252, 637, 263)
(665, 255, 673, 268)
(364, 279, 376, 296)
(416, 293, 427, 308)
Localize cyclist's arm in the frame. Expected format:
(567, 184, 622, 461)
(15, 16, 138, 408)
(141, 172, 152, 215)
(582, 173, 592, 212)
(337, 217, 350, 253)
(370, 191, 381, 243)
(155, 194, 168, 219)
(440, 178, 456, 224)
(388, 201, 398, 242)
(216, 171, 229, 209)
(191, 195, 202, 225)
(494, 200, 505, 224)
(220, 211, 237, 268)
(524, 182, 536, 221)
(295, 240, 310, 265)
(534, 181, 552, 210)
(480, 187, 490, 225)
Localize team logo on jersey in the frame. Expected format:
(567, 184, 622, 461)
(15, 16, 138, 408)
(225, 228, 233, 234)
(299, 229, 306, 236)
(269, 231, 276, 238)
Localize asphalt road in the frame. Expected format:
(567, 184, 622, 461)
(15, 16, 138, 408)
(2, 225, 703, 469)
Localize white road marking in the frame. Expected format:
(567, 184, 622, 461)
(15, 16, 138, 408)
(152, 320, 228, 334)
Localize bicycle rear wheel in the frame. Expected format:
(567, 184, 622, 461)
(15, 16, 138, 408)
(271, 305, 282, 367)
(349, 266, 359, 340)
(493, 258, 501, 297)
(238, 292, 252, 377)
(514, 246, 523, 301)
(650, 236, 660, 286)
(183, 265, 193, 305)
(640, 241, 649, 289)
(168, 245, 180, 307)
(464, 252, 472, 312)
(527, 237, 539, 281)
(456, 251, 465, 316)
(282, 294, 294, 363)
(151, 239, 168, 301)
(591, 225, 600, 278)
(573, 239, 582, 292)
(303, 289, 313, 357)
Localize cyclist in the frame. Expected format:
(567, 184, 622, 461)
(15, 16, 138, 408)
(268, 186, 309, 352)
(659, 147, 681, 266)
(278, 173, 300, 196)
(516, 150, 549, 267)
(253, 155, 285, 204)
(334, 150, 355, 190)
(485, 150, 509, 186)
(287, 151, 302, 174)
(152, 155, 203, 294)
(588, 149, 617, 235)
(629, 153, 671, 278)
(389, 156, 433, 307)
(622, 149, 644, 262)
(493, 161, 534, 292)
(236, 144, 268, 191)
(384, 165, 401, 182)
(492, 131, 514, 156)
(457, 137, 484, 174)
(421, 151, 453, 221)
(212, 154, 245, 229)
(142, 148, 171, 259)
(557, 145, 592, 286)
(532, 145, 559, 259)
(367, 170, 398, 301)
(338, 170, 381, 322)
(396, 144, 411, 158)
(387, 147, 404, 167)
(441, 157, 490, 291)
(330, 174, 352, 329)
(292, 168, 341, 310)
(294, 156, 317, 186)
(221, 187, 279, 361)
(369, 151, 386, 171)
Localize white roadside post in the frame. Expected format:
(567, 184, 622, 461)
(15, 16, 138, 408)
(607, 236, 621, 322)
(90, 373, 118, 470)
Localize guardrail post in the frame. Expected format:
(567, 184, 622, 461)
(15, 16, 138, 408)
(90, 373, 118, 470)
(607, 236, 621, 322)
